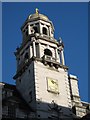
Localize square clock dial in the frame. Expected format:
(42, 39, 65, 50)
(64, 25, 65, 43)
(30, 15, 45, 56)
(47, 77, 59, 94)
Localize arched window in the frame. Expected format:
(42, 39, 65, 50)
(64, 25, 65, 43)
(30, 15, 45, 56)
(33, 26, 38, 33)
(26, 30, 28, 36)
(25, 26, 28, 36)
(44, 49, 52, 56)
(43, 27, 47, 35)
(24, 52, 29, 59)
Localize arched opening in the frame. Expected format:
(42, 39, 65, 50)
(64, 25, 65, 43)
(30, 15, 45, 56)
(43, 27, 47, 35)
(24, 52, 29, 59)
(33, 26, 38, 33)
(26, 30, 28, 36)
(44, 49, 52, 56)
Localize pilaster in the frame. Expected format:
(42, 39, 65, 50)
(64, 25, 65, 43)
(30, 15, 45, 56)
(33, 41, 36, 57)
(61, 50, 65, 65)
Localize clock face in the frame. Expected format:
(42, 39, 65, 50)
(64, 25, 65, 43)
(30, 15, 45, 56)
(47, 78, 59, 94)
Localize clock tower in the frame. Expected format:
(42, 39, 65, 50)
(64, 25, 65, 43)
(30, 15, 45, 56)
(13, 9, 81, 119)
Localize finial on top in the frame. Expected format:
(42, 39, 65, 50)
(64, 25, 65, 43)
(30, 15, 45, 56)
(59, 37, 64, 48)
(35, 8, 39, 14)
(59, 37, 62, 44)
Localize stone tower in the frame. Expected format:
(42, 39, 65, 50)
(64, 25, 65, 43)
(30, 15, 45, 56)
(13, 9, 88, 119)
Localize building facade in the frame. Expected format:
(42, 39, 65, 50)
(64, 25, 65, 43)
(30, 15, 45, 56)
(1, 9, 90, 119)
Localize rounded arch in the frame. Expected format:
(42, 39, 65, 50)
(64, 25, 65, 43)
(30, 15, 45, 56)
(33, 26, 39, 33)
(42, 27, 47, 35)
(44, 49, 52, 56)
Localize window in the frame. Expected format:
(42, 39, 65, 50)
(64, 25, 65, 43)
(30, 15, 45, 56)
(26, 30, 28, 36)
(33, 26, 38, 33)
(36, 44, 39, 57)
(43, 27, 47, 35)
(44, 49, 52, 56)
(24, 52, 29, 59)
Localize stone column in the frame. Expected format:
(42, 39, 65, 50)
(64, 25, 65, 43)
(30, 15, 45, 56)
(55, 48, 61, 63)
(38, 43, 41, 58)
(61, 50, 65, 65)
(49, 26, 51, 37)
(33, 41, 36, 57)
(30, 45, 32, 58)
(39, 22, 42, 34)
(55, 48, 58, 62)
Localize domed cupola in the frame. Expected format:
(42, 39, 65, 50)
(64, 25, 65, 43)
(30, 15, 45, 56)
(21, 9, 54, 40)
(28, 12, 50, 22)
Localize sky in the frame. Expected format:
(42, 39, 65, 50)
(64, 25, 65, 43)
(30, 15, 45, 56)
(2, 2, 88, 102)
